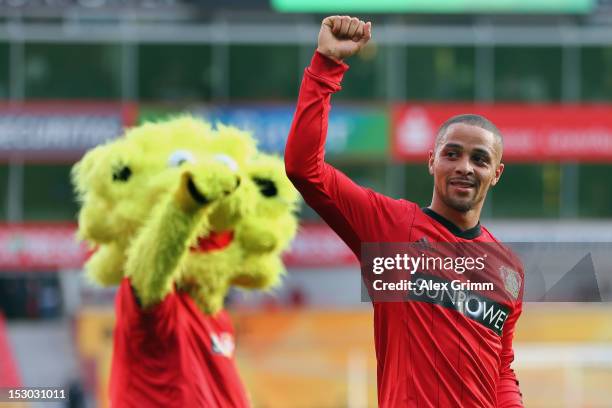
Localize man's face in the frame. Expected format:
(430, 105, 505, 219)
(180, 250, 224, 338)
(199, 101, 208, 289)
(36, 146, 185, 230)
(428, 123, 504, 213)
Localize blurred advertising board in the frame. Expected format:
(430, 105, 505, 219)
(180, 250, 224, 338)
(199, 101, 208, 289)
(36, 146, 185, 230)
(4, 221, 612, 270)
(0, 102, 137, 162)
(76, 306, 612, 408)
(139, 105, 388, 158)
(392, 104, 612, 163)
(283, 223, 357, 268)
(271, 0, 594, 13)
(0, 224, 89, 271)
(0, 0, 269, 17)
(0, 223, 354, 271)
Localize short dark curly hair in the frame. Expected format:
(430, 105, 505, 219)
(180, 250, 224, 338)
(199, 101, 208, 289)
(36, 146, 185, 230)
(435, 114, 503, 160)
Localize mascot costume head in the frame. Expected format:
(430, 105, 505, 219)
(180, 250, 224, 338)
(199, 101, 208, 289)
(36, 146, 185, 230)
(72, 116, 298, 407)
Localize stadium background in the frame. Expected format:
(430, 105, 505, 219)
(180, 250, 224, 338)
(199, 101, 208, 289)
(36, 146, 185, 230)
(2, 0, 612, 406)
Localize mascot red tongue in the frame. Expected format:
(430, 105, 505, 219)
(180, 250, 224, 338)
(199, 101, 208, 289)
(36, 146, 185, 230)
(190, 230, 234, 253)
(71, 116, 298, 408)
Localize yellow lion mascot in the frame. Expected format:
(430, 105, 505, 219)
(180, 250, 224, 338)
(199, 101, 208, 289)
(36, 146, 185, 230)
(72, 116, 298, 407)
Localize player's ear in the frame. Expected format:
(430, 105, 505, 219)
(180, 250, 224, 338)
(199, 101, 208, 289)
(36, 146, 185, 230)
(428, 150, 435, 176)
(491, 162, 504, 186)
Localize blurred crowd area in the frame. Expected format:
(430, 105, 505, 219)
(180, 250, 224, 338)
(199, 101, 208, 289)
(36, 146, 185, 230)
(2, 1, 612, 407)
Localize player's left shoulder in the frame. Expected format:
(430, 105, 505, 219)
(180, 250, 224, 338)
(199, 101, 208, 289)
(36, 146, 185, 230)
(480, 226, 521, 266)
(480, 227, 525, 303)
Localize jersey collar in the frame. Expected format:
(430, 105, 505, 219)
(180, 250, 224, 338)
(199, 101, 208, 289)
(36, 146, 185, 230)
(421, 207, 482, 240)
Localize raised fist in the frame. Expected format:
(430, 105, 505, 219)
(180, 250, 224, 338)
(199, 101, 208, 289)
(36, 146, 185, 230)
(316, 15, 372, 62)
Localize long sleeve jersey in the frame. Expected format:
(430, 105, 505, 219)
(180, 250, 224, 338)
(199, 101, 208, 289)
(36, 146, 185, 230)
(285, 51, 524, 408)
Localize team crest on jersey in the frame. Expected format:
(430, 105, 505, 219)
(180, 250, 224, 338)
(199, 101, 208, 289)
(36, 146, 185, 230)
(499, 266, 521, 300)
(415, 237, 433, 251)
(210, 332, 235, 357)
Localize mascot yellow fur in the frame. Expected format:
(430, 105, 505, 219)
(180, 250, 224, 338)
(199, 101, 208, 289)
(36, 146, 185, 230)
(72, 116, 298, 407)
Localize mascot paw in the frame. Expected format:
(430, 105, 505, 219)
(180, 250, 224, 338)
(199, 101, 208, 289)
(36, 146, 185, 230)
(240, 225, 277, 253)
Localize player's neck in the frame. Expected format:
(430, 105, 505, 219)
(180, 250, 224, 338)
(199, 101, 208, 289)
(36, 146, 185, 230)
(428, 199, 482, 231)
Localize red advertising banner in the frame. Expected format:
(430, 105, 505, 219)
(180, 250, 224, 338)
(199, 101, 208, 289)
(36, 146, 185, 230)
(0, 223, 89, 271)
(392, 104, 612, 162)
(282, 223, 358, 268)
(0, 223, 355, 271)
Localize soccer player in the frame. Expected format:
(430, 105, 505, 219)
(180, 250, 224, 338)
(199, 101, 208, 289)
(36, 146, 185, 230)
(285, 16, 524, 407)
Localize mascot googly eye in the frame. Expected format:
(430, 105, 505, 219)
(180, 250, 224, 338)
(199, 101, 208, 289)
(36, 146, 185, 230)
(112, 164, 132, 182)
(252, 177, 277, 197)
(214, 154, 239, 172)
(168, 150, 196, 167)
(245, 154, 300, 211)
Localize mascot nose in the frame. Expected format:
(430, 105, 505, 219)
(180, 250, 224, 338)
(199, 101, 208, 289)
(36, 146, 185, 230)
(187, 176, 211, 205)
(224, 176, 241, 196)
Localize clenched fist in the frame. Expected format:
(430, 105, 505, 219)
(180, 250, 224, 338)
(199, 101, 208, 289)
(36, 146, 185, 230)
(316, 15, 372, 62)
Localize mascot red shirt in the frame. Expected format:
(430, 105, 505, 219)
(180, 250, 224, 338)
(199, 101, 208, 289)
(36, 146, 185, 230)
(110, 278, 249, 408)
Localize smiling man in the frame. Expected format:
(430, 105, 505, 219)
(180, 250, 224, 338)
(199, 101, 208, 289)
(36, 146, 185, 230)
(285, 15, 524, 408)
(430, 115, 504, 223)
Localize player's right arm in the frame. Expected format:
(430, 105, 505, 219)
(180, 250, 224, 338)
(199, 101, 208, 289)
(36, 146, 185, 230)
(285, 17, 405, 257)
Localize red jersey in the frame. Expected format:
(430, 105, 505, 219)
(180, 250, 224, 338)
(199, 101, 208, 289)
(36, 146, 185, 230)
(285, 51, 524, 408)
(109, 278, 250, 408)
